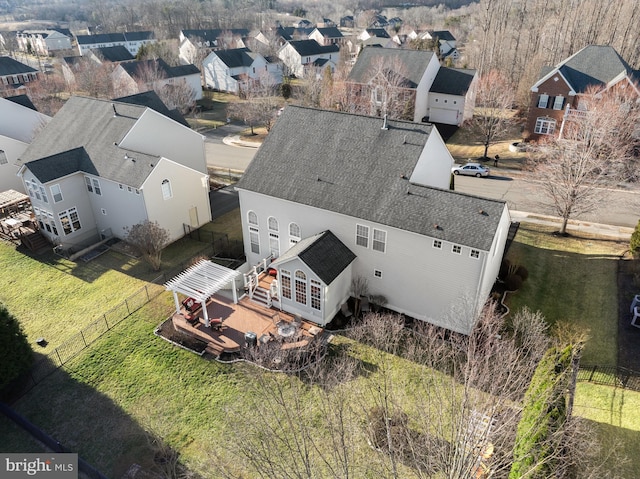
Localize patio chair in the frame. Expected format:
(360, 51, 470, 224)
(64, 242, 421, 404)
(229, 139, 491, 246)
(341, 302, 353, 318)
(632, 306, 640, 329)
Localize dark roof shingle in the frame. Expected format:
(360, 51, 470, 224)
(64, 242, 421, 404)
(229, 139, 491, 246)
(348, 48, 436, 88)
(236, 106, 506, 251)
(430, 67, 476, 96)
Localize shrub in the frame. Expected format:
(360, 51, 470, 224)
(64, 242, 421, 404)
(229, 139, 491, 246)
(515, 265, 529, 281)
(505, 274, 523, 291)
(499, 258, 511, 280)
(0, 304, 33, 392)
(631, 220, 640, 258)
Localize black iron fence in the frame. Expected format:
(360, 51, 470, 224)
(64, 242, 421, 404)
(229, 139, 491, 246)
(183, 224, 244, 260)
(577, 364, 640, 391)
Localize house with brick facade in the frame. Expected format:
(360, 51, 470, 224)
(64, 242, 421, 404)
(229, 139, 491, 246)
(524, 45, 640, 141)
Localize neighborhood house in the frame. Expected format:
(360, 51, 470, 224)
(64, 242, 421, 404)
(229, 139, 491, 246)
(235, 106, 511, 334)
(17, 96, 211, 254)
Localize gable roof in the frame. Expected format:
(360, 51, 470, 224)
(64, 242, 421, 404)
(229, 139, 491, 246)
(430, 67, 476, 96)
(535, 45, 636, 93)
(114, 90, 189, 127)
(236, 106, 506, 251)
(285, 39, 339, 56)
(6, 94, 37, 111)
(348, 47, 436, 88)
(365, 28, 390, 39)
(90, 45, 134, 62)
(214, 47, 255, 68)
(182, 28, 249, 45)
(19, 96, 160, 188)
(119, 59, 200, 80)
(314, 27, 343, 38)
(272, 231, 356, 285)
(76, 31, 154, 45)
(0, 56, 38, 76)
(429, 30, 455, 42)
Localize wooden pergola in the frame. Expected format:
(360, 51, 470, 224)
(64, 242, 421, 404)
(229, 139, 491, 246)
(0, 189, 30, 218)
(165, 259, 241, 327)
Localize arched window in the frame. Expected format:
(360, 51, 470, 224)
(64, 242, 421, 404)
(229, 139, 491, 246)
(161, 179, 172, 199)
(295, 270, 307, 305)
(289, 222, 301, 246)
(268, 217, 279, 257)
(247, 211, 259, 254)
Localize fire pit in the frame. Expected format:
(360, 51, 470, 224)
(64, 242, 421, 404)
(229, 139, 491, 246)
(277, 321, 297, 338)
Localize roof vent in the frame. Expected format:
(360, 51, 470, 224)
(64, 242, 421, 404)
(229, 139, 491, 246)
(400, 174, 407, 179)
(124, 153, 135, 162)
(381, 114, 388, 130)
(434, 224, 443, 230)
(479, 209, 488, 216)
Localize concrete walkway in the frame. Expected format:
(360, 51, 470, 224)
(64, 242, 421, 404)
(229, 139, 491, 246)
(510, 210, 634, 241)
(222, 135, 261, 149)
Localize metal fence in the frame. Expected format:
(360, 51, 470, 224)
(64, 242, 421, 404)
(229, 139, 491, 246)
(577, 364, 640, 391)
(182, 224, 244, 259)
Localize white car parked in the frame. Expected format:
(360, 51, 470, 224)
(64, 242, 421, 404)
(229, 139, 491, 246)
(451, 163, 490, 177)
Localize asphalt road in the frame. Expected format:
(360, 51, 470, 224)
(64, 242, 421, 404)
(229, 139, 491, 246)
(203, 133, 639, 229)
(454, 172, 640, 228)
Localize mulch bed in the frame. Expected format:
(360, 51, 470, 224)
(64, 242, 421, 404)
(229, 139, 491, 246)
(617, 258, 640, 370)
(155, 318, 207, 354)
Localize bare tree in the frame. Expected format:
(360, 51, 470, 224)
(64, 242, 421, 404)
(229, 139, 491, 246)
(465, 69, 516, 160)
(125, 220, 170, 271)
(72, 57, 115, 99)
(529, 85, 640, 235)
(227, 71, 281, 134)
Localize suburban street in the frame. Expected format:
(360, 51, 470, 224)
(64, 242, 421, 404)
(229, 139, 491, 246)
(205, 133, 639, 229)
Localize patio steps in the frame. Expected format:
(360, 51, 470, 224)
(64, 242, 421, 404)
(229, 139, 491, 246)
(205, 342, 225, 358)
(251, 286, 271, 308)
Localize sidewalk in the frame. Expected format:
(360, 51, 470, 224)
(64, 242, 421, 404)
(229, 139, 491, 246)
(510, 210, 634, 241)
(222, 135, 261, 148)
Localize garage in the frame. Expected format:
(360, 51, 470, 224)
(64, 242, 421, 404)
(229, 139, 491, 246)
(429, 107, 459, 125)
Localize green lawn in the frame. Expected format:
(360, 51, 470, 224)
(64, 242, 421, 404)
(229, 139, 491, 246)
(505, 222, 627, 365)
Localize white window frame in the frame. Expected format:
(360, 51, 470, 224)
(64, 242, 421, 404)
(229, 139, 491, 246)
(534, 117, 556, 135)
(452, 245, 462, 254)
(470, 249, 480, 259)
(50, 184, 63, 203)
(85, 176, 93, 193)
(0, 149, 7, 165)
(248, 211, 258, 226)
(249, 226, 260, 254)
(537, 94, 549, 108)
(374, 269, 382, 278)
(553, 95, 564, 110)
(289, 222, 301, 246)
(310, 279, 321, 310)
(356, 224, 369, 248)
(269, 232, 279, 257)
(58, 207, 81, 235)
(39, 185, 48, 203)
(433, 240, 442, 249)
(92, 178, 101, 195)
(281, 269, 292, 300)
(372, 228, 386, 253)
(295, 270, 307, 305)
(268, 216, 279, 232)
(161, 179, 172, 200)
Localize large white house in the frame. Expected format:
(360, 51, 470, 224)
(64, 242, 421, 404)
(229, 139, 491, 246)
(0, 95, 50, 193)
(202, 48, 282, 94)
(277, 40, 339, 77)
(75, 31, 156, 57)
(235, 106, 511, 334)
(17, 96, 211, 253)
(347, 47, 476, 125)
(16, 28, 73, 55)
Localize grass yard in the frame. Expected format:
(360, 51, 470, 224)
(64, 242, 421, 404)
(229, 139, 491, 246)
(504, 222, 627, 365)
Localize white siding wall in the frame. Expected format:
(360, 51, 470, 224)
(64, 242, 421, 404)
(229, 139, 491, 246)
(239, 190, 493, 333)
(0, 97, 50, 144)
(410, 128, 454, 189)
(142, 158, 211, 242)
(278, 44, 302, 77)
(414, 54, 441, 122)
(477, 205, 510, 313)
(119, 109, 207, 174)
(22, 170, 98, 248)
(463, 75, 478, 123)
(428, 92, 466, 125)
(0, 135, 28, 192)
(203, 54, 241, 93)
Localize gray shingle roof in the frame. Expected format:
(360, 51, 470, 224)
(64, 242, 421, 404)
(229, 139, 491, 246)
(76, 31, 154, 45)
(182, 29, 249, 44)
(91, 46, 134, 62)
(430, 30, 455, 42)
(430, 67, 476, 95)
(6, 94, 37, 111)
(236, 106, 506, 251)
(20, 96, 160, 188)
(315, 27, 343, 38)
(114, 90, 189, 127)
(286, 39, 339, 56)
(365, 28, 390, 39)
(347, 48, 436, 89)
(272, 231, 356, 285)
(214, 48, 254, 68)
(543, 45, 635, 93)
(0, 56, 38, 76)
(119, 59, 199, 80)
